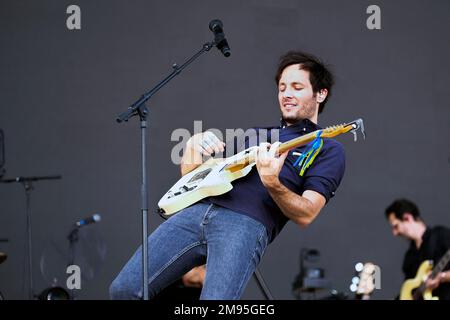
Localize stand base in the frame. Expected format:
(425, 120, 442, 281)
(253, 267, 274, 300)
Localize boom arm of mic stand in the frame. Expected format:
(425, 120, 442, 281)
(116, 41, 216, 123)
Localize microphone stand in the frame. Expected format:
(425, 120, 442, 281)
(67, 226, 79, 300)
(253, 267, 274, 300)
(116, 39, 220, 300)
(0, 175, 62, 299)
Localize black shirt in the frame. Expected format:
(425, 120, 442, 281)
(402, 226, 450, 300)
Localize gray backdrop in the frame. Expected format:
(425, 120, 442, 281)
(1, 0, 449, 300)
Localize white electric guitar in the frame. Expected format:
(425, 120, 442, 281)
(158, 118, 365, 217)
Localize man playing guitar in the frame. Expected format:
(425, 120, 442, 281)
(385, 199, 450, 299)
(110, 51, 346, 300)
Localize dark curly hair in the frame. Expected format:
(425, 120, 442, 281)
(384, 199, 421, 221)
(275, 51, 334, 114)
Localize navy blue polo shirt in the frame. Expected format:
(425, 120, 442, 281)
(205, 119, 346, 243)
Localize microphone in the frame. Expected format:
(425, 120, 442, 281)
(75, 214, 101, 228)
(209, 19, 231, 57)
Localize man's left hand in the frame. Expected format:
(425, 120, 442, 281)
(255, 142, 289, 188)
(425, 272, 446, 290)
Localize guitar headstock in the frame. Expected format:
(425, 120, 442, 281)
(321, 118, 366, 142)
(350, 262, 378, 299)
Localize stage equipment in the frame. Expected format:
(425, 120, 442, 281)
(0, 175, 62, 299)
(292, 248, 332, 299)
(115, 19, 230, 300)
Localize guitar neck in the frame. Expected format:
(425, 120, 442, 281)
(413, 249, 450, 299)
(223, 130, 321, 172)
(277, 131, 322, 154)
(431, 249, 450, 278)
(224, 118, 364, 172)
(277, 119, 360, 154)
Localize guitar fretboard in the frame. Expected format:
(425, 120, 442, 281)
(431, 249, 450, 278)
(414, 248, 450, 299)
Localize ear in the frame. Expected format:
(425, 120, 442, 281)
(316, 89, 328, 103)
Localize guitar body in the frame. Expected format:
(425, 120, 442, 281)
(400, 260, 438, 300)
(158, 148, 257, 217)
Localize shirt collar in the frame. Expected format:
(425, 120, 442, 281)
(279, 118, 321, 133)
(421, 226, 431, 242)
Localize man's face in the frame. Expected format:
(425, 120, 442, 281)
(387, 213, 414, 240)
(278, 64, 322, 125)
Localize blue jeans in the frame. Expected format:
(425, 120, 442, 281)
(109, 203, 269, 300)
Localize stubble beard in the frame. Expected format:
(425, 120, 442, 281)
(281, 97, 318, 125)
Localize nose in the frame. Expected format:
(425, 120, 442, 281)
(281, 88, 293, 98)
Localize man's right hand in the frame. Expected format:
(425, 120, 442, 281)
(187, 131, 225, 157)
(181, 131, 225, 176)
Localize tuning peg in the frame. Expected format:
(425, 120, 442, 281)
(355, 262, 364, 272)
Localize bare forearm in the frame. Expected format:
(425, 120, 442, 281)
(254, 143, 326, 227)
(440, 271, 450, 283)
(265, 179, 322, 227)
(180, 147, 203, 176)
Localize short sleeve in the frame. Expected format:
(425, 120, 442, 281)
(301, 140, 346, 203)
